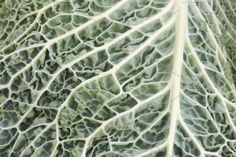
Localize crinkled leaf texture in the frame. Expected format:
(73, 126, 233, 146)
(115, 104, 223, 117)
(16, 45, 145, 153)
(0, 0, 236, 156)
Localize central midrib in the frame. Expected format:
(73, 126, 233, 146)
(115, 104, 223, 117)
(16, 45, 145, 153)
(166, 0, 188, 156)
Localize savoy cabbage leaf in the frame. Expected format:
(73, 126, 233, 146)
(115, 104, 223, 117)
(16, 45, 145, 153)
(0, 0, 236, 156)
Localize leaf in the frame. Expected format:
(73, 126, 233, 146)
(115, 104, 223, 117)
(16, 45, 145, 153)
(0, 0, 236, 156)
